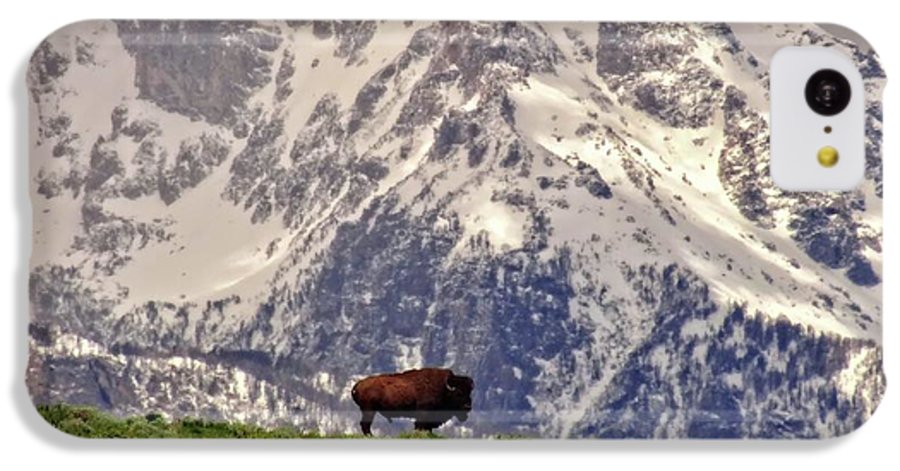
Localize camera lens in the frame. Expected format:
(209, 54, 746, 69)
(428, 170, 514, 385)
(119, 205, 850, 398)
(805, 69, 851, 116)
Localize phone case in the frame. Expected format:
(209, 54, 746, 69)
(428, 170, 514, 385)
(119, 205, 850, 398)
(27, 20, 884, 439)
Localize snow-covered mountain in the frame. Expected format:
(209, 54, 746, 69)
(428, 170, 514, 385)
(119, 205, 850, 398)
(27, 20, 884, 438)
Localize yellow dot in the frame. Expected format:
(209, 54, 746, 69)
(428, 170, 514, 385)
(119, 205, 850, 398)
(817, 146, 839, 168)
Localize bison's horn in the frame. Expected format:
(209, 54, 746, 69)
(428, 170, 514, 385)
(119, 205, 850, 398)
(446, 381, 457, 392)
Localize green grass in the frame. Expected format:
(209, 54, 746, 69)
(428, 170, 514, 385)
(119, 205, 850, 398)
(36, 404, 535, 439)
(36, 404, 372, 439)
(396, 430, 443, 439)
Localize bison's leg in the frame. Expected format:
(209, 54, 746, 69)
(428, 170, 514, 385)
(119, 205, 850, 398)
(360, 410, 375, 436)
(413, 410, 444, 433)
(415, 422, 438, 432)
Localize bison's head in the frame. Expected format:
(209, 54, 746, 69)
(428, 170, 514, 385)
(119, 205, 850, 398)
(444, 373, 474, 422)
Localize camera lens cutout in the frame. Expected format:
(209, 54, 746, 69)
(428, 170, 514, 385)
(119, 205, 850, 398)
(805, 69, 851, 116)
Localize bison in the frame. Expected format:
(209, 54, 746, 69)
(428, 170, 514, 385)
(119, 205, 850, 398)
(350, 368, 474, 436)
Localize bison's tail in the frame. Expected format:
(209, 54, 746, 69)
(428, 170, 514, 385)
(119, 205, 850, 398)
(350, 383, 360, 405)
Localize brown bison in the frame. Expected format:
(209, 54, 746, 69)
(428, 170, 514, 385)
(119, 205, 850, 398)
(350, 368, 474, 436)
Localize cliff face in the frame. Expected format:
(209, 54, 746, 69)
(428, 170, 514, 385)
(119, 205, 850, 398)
(27, 20, 884, 437)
